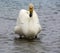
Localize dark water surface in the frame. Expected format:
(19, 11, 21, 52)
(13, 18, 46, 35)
(0, 0, 60, 53)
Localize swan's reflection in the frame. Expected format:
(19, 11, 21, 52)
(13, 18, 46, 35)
(13, 37, 44, 53)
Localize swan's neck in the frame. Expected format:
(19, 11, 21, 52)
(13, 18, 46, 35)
(29, 11, 33, 17)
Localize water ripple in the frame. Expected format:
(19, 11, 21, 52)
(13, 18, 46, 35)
(0, 0, 60, 53)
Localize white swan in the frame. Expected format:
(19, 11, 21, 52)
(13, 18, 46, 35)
(14, 3, 42, 39)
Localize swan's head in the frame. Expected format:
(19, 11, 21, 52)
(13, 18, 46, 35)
(29, 3, 34, 17)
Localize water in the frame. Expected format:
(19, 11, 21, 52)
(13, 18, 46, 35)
(0, 0, 60, 53)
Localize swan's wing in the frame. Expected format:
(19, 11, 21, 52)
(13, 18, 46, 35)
(16, 9, 29, 26)
(33, 10, 40, 24)
(19, 9, 29, 23)
(33, 11, 42, 31)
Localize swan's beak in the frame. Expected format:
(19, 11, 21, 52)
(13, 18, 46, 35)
(29, 3, 34, 17)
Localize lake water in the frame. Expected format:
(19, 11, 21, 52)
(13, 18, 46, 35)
(0, 0, 60, 53)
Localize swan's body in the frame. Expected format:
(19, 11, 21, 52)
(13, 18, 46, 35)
(14, 4, 42, 39)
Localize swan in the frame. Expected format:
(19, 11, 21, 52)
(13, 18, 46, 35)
(14, 3, 42, 39)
